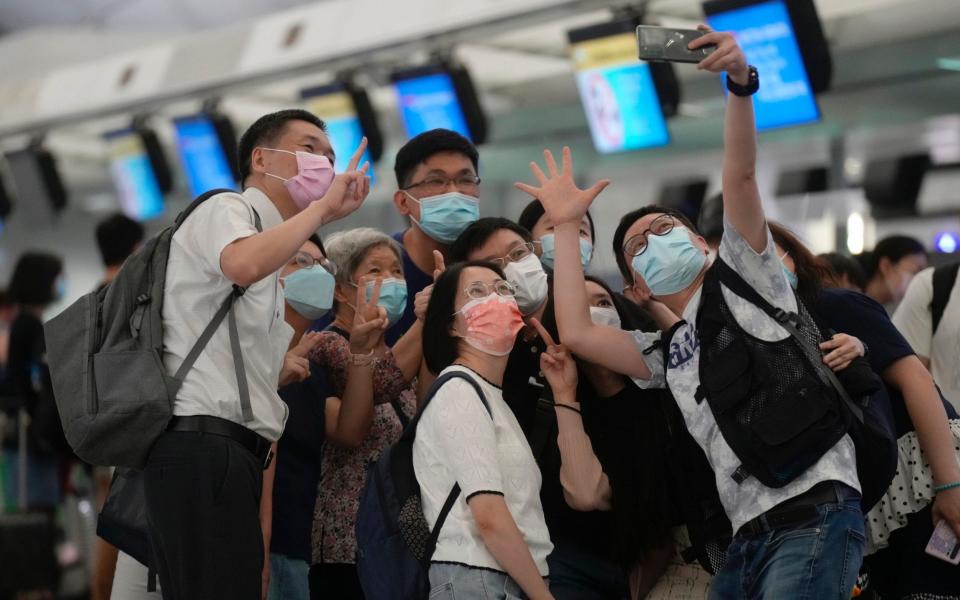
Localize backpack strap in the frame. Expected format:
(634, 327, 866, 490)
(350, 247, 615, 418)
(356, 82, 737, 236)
(418, 370, 492, 562)
(713, 259, 865, 425)
(930, 263, 959, 336)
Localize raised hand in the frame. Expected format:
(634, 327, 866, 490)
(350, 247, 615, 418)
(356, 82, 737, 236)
(415, 251, 447, 321)
(514, 147, 609, 226)
(531, 318, 578, 395)
(322, 137, 371, 224)
(290, 330, 323, 359)
(349, 276, 387, 354)
(278, 352, 310, 387)
(690, 24, 749, 84)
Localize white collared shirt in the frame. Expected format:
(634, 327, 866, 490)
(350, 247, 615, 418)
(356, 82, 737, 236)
(162, 187, 293, 441)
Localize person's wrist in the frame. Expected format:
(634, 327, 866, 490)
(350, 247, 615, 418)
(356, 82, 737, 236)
(310, 200, 331, 226)
(727, 66, 750, 87)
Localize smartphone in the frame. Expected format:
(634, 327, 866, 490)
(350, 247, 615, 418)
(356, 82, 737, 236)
(636, 26, 716, 64)
(925, 520, 960, 565)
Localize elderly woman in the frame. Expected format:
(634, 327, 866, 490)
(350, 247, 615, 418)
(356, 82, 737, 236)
(308, 228, 422, 599)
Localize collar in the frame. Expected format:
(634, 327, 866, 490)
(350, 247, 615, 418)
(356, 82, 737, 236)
(243, 186, 284, 230)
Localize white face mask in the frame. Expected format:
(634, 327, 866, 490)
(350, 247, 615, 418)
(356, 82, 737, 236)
(503, 253, 549, 316)
(589, 306, 622, 329)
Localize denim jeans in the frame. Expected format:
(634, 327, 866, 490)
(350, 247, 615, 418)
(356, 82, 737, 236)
(547, 542, 629, 600)
(429, 563, 545, 599)
(709, 485, 865, 600)
(268, 553, 310, 600)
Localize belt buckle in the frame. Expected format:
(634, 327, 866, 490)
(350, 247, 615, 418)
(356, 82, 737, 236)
(263, 448, 274, 470)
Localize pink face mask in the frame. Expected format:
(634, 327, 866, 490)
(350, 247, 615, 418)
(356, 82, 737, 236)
(457, 293, 524, 356)
(262, 148, 335, 210)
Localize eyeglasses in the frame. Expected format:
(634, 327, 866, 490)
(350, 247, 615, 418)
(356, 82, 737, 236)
(294, 252, 337, 275)
(403, 174, 481, 196)
(622, 215, 677, 258)
(463, 279, 516, 301)
(489, 242, 538, 269)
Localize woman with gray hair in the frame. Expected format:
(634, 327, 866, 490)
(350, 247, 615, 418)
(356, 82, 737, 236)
(307, 227, 423, 599)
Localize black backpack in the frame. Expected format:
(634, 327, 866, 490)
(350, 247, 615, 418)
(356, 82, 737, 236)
(930, 262, 959, 335)
(700, 260, 896, 509)
(356, 370, 492, 600)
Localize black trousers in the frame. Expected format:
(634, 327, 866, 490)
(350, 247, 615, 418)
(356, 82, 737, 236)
(309, 563, 364, 600)
(144, 430, 263, 600)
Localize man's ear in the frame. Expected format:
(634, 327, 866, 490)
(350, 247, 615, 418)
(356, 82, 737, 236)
(250, 147, 267, 177)
(394, 190, 413, 217)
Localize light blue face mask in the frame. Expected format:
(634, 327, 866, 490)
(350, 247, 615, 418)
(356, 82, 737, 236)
(539, 234, 593, 271)
(779, 253, 799, 290)
(407, 191, 480, 243)
(364, 278, 408, 326)
(631, 226, 707, 296)
(281, 266, 336, 320)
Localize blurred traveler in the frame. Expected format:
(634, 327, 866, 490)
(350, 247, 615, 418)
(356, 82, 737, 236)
(859, 235, 927, 312)
(95, 213, 145, 292)
(308, 228, 420, 600)
(416, 261, 553, 599)
(818, 252, 867, 292)
(144, 108, 369, 600)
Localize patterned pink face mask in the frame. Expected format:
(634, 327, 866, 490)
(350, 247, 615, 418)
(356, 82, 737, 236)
(262, 148, 335, 210)
(456, 293, 524, 356)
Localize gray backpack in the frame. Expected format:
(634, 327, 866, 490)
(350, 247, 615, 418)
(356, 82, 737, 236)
(44, 189, 261, 468)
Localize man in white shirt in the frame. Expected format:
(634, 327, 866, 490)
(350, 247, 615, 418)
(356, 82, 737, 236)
(144, 109, 369, 600)
(519, 28, 865, 599)
(893, 265, 960, 412)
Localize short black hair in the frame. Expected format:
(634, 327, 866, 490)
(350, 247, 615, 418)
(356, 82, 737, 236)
(697, 192, 724, 244)
(95, 212, 145, 267)
(308, 233, 325, 257)
(517, 199, 596, 244)
(448, 217, 533, 263)
(819, 252, 867, 291)
(237, 109, 327, 184)
(612, 205, 698, 285)
(858, 235, 926, 279)
(423, 260, 506, 374)
(393, 129, 479, 188)
(8, 251, 62, 306)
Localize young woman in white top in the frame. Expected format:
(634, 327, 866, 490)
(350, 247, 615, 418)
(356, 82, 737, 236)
(414, 260, 560, 600)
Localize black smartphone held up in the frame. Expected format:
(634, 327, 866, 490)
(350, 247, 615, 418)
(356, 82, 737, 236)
(636, 26, 717, 64)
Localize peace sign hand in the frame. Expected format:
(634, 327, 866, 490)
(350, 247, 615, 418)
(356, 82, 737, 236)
(514, 147, 610, 227)
(322, 137, 372, 224)
(531, 318, 578, 394)
(414, 251, 447, 322)
(349, 276, 387, 354)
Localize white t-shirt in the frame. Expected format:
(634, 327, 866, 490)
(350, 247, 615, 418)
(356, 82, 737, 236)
(413, 365, 553, 575)
(892, 267, 960, 412)
(630, 219, 860, 534)
(162, 187, 293, 441)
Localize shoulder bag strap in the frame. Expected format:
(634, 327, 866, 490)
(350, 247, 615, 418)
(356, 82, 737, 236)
(930, 263, 959, 336)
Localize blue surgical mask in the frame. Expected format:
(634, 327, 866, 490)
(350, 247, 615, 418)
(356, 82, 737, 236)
(631, 226, 707, 296)
(364, 278, 408, 326)
(281, 266, 336, 320)
(539, 234, 593, 271)
(406, 191, 479, 243)
(779, 252, 799, 290)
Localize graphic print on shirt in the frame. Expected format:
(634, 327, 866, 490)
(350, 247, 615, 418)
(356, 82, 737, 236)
(667, 328, 699, 370)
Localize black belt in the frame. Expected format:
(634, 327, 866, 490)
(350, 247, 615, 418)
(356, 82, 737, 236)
(167, 415, 273, 469)
(736, 482, 852, 538)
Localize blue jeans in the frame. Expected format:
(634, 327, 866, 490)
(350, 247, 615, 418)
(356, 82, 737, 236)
(429, 563, 544, 599)
(709, 485, 865, 600)
(267, 553, 310, 600)
(547, 542, 629, 600)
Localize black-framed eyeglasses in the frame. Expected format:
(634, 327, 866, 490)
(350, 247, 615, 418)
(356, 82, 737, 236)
(294, 252, 338, 275)
(489, 242, 538, 269)
(622, 214, 677, 257)
(402, 174, 481, 195)
(463, 279, 516, 301)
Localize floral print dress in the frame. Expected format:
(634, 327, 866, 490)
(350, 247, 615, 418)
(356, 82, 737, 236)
(309, 328, 416, 565)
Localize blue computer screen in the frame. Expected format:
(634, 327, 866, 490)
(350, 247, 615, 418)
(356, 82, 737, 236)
(173, 115, 237, 196)
(707, 0, 820, 131)
(571, 32, 669, 153)
(105, 130, 165, 221)
(393, 72, 471, 140)
(303, 88, 375, 183)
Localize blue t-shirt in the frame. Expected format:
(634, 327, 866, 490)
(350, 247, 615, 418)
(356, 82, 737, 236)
(814, 288, 958, 437)
(271, 367, 333, 561)
(386, 230, 433, 346)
